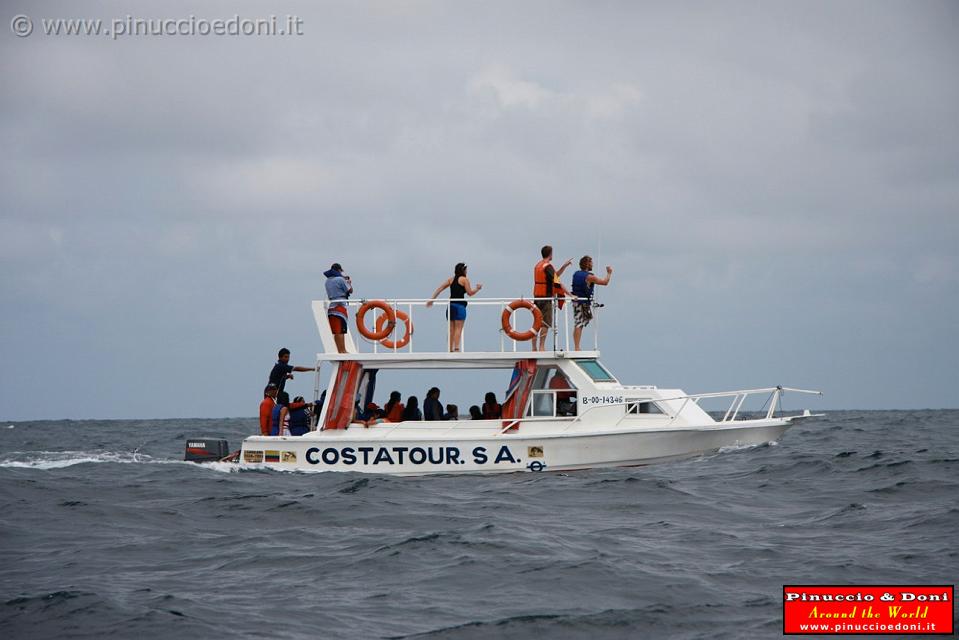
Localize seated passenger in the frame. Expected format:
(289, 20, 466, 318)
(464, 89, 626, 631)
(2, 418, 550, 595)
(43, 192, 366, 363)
(469, 405, 483, 420)
(424, 387, 444, 421)
(445, 404, 459, 420)
(401, 396, 422, 421)
(312, 390, 326, 428)
(349, 405, 367, 429)
(288, 396, 312, 436)
(259, 383, 278, 436)
(549, 372, 577, 416)
(384, 391, 404, 422)
(270, 392, 287, 436)
(482, 392, 502, 419)
(363, 404, 386, 427)
(355, 401, 381, 422)
(271, 392, 309, 436)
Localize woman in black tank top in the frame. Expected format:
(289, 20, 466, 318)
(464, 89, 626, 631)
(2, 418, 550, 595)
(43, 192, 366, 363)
(427, 262, 484, 351)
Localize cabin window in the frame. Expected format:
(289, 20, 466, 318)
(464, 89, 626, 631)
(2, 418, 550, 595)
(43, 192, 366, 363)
(626, 400, 664, 415)
(528, 367, 577, 417)
(574, 359, 616, 383)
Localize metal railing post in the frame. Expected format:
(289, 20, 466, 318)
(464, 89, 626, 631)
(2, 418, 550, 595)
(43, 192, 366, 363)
(593, 302, 599, 351)
(500, 301, 507, 352)
(551, 297, 558, 351)
(736, 394, 747, 420)
(766, 387, 781, 419)
(407, 302, 413, 352)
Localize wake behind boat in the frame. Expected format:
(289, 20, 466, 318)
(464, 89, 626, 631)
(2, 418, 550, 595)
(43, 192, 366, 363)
(188, 297, 822, 474)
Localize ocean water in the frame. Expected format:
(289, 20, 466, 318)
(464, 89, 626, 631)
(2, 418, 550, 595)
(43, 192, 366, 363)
(1, 411, 956, 639)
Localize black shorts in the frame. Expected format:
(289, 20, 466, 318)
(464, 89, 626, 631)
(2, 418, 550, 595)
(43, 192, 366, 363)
(534, 300, 553, 328)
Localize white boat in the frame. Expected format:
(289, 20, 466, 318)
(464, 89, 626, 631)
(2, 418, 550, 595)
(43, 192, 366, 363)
(235, 297, 821, 475)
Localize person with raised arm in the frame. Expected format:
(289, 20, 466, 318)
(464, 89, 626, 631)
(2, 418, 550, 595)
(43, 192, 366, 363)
(427, 262, 483, 352)
(571, 255, 613, 351)
(532, 245, 572, 351)
(269, 348, 316, 396)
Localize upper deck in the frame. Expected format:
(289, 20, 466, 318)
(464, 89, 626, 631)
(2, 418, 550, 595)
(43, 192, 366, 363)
(312, 296, 603, 365)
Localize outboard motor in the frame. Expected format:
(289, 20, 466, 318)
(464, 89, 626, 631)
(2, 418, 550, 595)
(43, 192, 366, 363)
(184, 438, 230, 463)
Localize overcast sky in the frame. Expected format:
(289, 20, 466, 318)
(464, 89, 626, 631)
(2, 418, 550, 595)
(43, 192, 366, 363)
(2, 1, 957, 420)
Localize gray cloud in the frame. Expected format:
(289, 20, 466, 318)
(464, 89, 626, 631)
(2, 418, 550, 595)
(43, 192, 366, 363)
(1, 0, 957, 419)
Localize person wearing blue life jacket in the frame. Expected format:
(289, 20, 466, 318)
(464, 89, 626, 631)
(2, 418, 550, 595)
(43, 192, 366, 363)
(288, 396, 312, 436)
(571, 255, 613, 351)
(270, 392, 309, 436)
(270, 392, 287, 436)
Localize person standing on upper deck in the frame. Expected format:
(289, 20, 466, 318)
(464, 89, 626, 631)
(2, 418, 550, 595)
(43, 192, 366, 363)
(533, 245, 572, 351)
(324, 262, 353, 354)
(427, 262, 483, 352)
(571, 255, 613, 351)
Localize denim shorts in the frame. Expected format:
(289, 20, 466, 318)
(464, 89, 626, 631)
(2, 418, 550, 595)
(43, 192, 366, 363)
(447, 302, 467, 321)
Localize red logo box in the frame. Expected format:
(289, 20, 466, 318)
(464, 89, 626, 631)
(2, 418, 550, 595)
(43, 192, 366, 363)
(783, 585, 954, 635)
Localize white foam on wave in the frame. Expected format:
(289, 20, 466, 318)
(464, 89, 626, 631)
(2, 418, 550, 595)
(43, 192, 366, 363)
(717, 440, 777, 454)
(190, 460, 242, 474)
(0, 450, 177, 469)
(0, 449, 251, 473)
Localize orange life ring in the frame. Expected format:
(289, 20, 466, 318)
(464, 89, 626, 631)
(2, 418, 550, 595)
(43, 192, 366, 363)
(356, 300, 396, 341)
(377, 309, 413, 349)
(501, 299, 543, 342)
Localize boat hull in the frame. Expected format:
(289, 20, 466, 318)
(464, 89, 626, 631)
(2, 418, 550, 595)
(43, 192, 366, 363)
(238, 419, 792, 475)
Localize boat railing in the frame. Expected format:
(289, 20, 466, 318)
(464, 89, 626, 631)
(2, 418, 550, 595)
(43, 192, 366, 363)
(678, 386, 822, 424)
(552, 386, 823, 432)
(313, 296, 603, 356)
(330, 386, 821, 437)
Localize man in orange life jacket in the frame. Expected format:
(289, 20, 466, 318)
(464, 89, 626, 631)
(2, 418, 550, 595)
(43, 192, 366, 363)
(259, 383, 278, 436)
(533, 245, 572, 351)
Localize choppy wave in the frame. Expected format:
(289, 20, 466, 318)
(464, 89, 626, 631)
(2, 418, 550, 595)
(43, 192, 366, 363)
(0, 450, 159, 469)
(1, 411, 957, 640)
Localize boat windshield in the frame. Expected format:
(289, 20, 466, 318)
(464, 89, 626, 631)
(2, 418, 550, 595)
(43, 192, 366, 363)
(574, 359, 616, 382)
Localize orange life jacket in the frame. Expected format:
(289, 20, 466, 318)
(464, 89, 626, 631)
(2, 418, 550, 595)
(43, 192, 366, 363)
(533, 259, 551, 297)
(385, 403, 405, 422)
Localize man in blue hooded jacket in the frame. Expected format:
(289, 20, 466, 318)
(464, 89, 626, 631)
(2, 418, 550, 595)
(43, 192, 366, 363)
(324, 262, 352, 353)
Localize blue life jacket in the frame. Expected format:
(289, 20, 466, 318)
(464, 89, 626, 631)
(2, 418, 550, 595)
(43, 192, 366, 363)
(289, 407, 310, 436)
(270, 404, 283, 436)
(572, 270, 593, 303)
